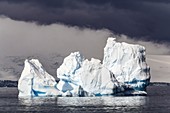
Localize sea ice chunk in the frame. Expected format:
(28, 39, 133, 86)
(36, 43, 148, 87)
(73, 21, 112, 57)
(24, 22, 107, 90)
(18, 59, 60, 97)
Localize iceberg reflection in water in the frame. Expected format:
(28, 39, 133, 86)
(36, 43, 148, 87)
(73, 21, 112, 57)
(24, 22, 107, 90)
(18, 96, 146, 112)
(2, 86, 170, 113)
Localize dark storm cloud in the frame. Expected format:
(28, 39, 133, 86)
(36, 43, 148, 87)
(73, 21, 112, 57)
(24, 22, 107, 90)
(0, 0, 170, 42)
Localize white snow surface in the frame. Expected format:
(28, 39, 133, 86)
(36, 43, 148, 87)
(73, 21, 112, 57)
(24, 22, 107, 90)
(18, 59, 60, 97)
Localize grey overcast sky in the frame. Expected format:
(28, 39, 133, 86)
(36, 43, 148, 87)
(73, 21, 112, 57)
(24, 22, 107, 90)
(0, 0, 170, 81)
(0, 0, 170, 42)
(0, 0, 170, 59)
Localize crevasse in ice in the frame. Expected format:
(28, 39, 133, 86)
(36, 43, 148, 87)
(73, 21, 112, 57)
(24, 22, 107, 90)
(18, 59, 60, 97)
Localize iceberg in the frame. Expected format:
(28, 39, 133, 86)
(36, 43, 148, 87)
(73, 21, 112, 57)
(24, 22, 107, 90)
(103, 38, 150, 92)
(18, 37, 150, 97)
(57, 37, 150, 96)
(18, 59, 60, 97)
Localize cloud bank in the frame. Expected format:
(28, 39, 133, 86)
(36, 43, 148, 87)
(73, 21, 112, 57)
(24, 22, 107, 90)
(0, 17, 169, 60)
(0, 17, 112, 59)
(0, 0, 170, 42)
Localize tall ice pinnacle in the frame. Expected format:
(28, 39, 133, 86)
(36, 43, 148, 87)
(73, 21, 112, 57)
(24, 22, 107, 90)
(18, 59, 60, 97)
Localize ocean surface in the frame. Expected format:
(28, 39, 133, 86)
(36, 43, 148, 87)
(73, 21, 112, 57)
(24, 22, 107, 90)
(0, 85, 170, 113)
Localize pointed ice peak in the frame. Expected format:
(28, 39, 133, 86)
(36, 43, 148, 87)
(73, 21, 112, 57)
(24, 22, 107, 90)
(107, 37, 116, 41)
(18, 59, 59, 97)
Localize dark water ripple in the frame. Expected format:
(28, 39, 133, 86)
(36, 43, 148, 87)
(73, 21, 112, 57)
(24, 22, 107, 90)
(0, 85, 170, 113)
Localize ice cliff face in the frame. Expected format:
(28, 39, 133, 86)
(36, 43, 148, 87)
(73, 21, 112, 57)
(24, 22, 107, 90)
(103, 38, 150, 91)
(18, 37, 150, 97)
(18, 59, 60, 97)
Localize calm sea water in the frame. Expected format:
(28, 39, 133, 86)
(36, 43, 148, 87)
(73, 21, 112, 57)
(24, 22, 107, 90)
(0, 86, 170, 113)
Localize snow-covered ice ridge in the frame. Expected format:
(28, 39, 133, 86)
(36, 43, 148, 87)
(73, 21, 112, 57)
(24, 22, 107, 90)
(18, 37, 150, 97)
